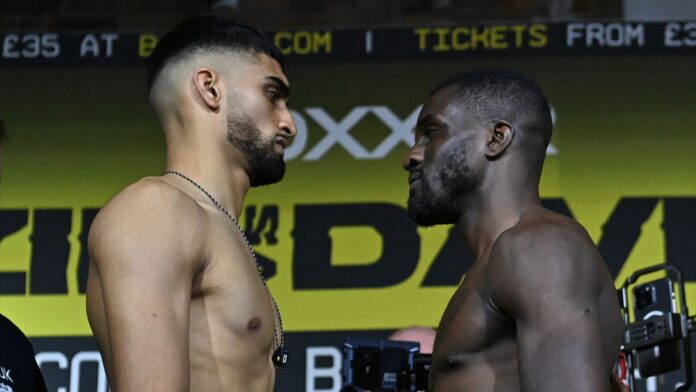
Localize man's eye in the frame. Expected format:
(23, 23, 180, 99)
(422, 127, 438, 139)
(266, 90, 279, 101)
(416, 127, 438, 145)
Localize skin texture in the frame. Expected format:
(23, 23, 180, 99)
(86, 53, 296, 392)
(403, 84, 623, 392)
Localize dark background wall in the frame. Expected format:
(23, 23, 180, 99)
(0, 0, 623, 30)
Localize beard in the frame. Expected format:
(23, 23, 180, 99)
(407, 144, 476, 226)
(226, 111, 285, 187)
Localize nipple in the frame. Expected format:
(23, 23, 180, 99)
(247, 317, 262, 331)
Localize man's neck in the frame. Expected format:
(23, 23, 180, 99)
(165, 142, 250, 218)
(456, 185, 541, 259)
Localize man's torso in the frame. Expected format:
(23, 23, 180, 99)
(430, 253, 520, 391)
(87, 177, 279, 391)
(429, 210, 622, 391)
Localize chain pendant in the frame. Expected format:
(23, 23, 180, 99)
(163, 171, 288, 367)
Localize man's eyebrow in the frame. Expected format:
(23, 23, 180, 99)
(415, 114, 434, 129)
(264, 76, 290, 98)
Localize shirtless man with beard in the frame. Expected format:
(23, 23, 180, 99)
(86, 16, 296, 391)
(403, 70, 623, 391)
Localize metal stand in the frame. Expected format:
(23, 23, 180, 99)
(618, 264, 693, 392)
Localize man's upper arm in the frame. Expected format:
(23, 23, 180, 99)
(88, 182, 203, 391)
(489, 226, 608, 392)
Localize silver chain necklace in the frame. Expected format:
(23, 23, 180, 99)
(163, 170, 288, 367)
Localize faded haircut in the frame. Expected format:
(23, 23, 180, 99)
(146, 15, 284, 93)
(432, 69, 553, 172)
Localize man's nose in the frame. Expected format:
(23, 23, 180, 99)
(402, 146, 423, 171)
(279, 108, 296, 137)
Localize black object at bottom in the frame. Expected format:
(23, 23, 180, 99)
(343, 338, 431, 391)
(273, 346, 289, 367)
(619, 264, 694, 392)
(0, 314, 48, 392)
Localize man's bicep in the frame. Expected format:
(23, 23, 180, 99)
(489, 229, 610, 391)
(100, 268, 192, 391)
(89, 199, 197, 391)
(516, 307, 608, 391)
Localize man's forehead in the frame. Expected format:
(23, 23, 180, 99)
(209, 51, 287, 84)
(429, 85, 460, 107)
(419, 85, 460, 120)
(249, 53, 289, 85)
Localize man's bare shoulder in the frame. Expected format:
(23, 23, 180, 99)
(487, 208, 605, 307)
(88, 177, 208, 268)
(493, 208, 598, 266)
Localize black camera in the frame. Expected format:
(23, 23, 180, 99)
(630, 278, 681, 377)
(342, 338, 431, 392)
(634, 284, 656, 310)
(619, 264, 694, 392)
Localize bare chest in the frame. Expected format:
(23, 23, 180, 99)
(433, 265, 515, 371)
(190, 220, 279, 362)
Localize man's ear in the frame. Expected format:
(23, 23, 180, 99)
(193, 68, 221, 111)
(485, 121, 515, 159)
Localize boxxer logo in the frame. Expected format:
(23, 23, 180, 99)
(285, 105, 558, 161)
(286, 105, 421, 161)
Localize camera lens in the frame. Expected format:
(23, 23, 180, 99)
(635, 285, 655, 310)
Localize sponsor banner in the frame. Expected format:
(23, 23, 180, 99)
(1, 54, 695, 335)
(0, 28, 694, 392)
(29, 331, 400, 392)
(0, 21, 695, 65)
(31, 337, 107, 392)
(29, 333, 696, 392)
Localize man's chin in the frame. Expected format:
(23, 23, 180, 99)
(408, 212, 445, 227)
(407, 200, 457, 227)
(407, 203, 434, 226)
(249, 164, 286, 187)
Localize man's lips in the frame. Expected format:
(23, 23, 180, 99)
(275, 135, 289, 149)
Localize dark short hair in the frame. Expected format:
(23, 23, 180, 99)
(146, 15, 284, 92)
(432, 69, 552, 171)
